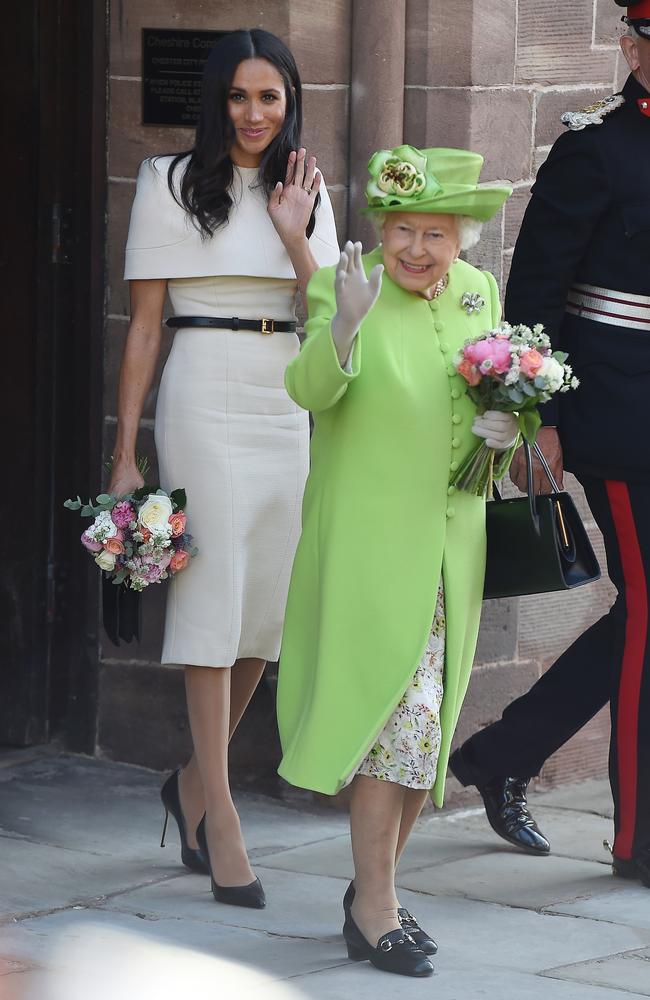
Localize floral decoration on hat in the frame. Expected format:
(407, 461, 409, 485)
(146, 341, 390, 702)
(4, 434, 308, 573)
(367, 145, 441, 207)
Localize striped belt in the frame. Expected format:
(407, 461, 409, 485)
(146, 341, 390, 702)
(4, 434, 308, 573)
(566, 284, 650, 331)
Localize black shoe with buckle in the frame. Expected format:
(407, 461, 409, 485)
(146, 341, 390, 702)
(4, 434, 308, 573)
(613, 844, 650, 887)
(343, 882, 438, 956)
(343, 914, 433, 977)
(449, 747, 550, 855)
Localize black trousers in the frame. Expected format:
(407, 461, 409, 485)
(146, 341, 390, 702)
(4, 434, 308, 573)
(463, 476, 650, 862)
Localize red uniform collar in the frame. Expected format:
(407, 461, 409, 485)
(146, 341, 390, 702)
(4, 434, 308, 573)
(629, 0, 650, 17)
(638, 97, 650, 116)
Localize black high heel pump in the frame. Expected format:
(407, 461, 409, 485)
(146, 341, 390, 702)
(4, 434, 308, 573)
(196, 815, 266, 909)
(160, 770, 209, 874)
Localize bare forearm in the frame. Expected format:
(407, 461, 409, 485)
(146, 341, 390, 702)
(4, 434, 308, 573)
(113, 322, 162, 463)
(285, 236, 319, 300)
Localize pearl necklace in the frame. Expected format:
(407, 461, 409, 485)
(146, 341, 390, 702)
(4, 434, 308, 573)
(431, 274, 449, 298)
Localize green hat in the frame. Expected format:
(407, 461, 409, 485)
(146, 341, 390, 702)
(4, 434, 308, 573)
(363, 144, 512, 222)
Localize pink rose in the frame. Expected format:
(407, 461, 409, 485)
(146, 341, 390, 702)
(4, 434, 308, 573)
(465, 337, 512, 375)
(170, 550, 190, 573)
(168, 512, 187, 538)
(111, 501, 135, 529)
(104, 537, 125, 556)
(519, 348, 544, 378)
(81, 531, 102, 553)
(457, 359, 481, 386)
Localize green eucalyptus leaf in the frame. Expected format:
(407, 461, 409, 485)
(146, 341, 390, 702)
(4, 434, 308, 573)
(170, 488, 187, 511)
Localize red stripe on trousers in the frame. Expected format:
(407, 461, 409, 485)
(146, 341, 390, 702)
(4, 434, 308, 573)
(606, 481, 648, 860)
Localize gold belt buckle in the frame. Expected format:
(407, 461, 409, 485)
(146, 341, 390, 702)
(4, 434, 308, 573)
(261, 318, 275, 335)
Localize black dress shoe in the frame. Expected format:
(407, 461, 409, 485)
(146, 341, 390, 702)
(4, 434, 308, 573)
(613, 845, 650, 887)
(160, 770, 209, 874)
(449, 747, 550, 856)
(343, 882, 437, 956)
(343, 914, 433, 977)
(196, 815, 266, 909)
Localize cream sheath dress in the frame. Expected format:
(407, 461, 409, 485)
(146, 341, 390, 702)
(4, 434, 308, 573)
(124, 156, 339, 667)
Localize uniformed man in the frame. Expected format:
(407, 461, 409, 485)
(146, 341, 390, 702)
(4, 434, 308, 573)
(449, 3, 650, 887)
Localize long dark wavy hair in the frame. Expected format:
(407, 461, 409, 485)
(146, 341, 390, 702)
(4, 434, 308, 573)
(166, 29, 318, 238)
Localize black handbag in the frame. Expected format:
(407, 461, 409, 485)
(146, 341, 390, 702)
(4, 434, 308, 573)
(483, 441, 601, 600)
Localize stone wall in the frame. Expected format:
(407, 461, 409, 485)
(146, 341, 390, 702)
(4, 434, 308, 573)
(101, 0, 625, 795)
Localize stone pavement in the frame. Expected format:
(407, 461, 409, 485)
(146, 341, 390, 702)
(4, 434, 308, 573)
(1, 749, 649, 999)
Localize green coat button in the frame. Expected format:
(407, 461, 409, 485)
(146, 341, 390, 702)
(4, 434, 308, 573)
(435, 321, 444, 332)
(452, 414, 462, 425)
(446, 507, 456, 519)
(452, 437, 460, 448)
(439, 342, 450, 353)
(450, 460, 459, 471)
(447, 365, 456, 377)
(451, 388, 461, 399)
(448, 485, 456, 496)
(429, 301, 439, 312)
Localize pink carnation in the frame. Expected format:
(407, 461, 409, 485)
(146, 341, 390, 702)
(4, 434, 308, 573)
(457, 359, 481, 386)
(519, 348, 544, 378)
(81, 531, 102, 553)
(112, 501, 136, 529)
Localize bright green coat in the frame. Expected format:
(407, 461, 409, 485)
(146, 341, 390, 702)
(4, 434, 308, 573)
(277, 247, 508, 806)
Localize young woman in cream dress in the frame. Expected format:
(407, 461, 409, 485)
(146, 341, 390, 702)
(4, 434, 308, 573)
(109, 29, 338, 908)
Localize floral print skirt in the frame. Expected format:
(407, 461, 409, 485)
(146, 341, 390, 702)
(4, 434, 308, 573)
(355, 581, 446, 790)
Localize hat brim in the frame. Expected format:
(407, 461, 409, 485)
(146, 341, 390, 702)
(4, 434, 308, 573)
(362, 183, 513, 222)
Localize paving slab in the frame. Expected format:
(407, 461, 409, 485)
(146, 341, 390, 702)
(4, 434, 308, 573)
(544, 946, 650, 996)
(1, 908, 346, 985)
(0, 835, 188, 920)
(0, 754, 347, 863)
(101, 871, 650, 976)
(420, 804, 615, 864)
(256, 830, 494, 880)
(397, 851, 618, 909)
(532, 778, 614, 818)
(288, 962, 648, 1000)
(101, 867, 348, 940)
(545, 884, 650, 929)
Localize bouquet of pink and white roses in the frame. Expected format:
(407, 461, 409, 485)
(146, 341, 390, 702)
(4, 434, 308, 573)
(451, 322, 579, 497)
(64, 486, 197, 591)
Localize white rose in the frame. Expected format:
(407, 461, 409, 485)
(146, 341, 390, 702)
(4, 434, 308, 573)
(138, 495, 174, 533)
(95, 549, 117, 572)
(538, 356, 565, 393)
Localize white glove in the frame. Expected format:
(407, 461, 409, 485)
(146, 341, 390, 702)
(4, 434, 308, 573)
(472, 410, 519, 451)
(331, 241, 383, 366)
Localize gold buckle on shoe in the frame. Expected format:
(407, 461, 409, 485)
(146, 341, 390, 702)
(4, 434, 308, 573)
(261, 318, 275, 335)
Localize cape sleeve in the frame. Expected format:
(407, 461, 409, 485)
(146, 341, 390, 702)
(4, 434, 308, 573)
(504, 129, 611, 425)
(124, 157, 193, 279)
(285, 264, 361, 413)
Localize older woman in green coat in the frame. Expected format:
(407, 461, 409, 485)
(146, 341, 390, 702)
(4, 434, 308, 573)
(277, 147, 514, 977)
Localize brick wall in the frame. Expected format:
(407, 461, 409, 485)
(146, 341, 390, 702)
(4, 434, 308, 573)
(101, 0, 625, 796)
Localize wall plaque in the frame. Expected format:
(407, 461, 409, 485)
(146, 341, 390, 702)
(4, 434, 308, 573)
(142, 28, 227, 127)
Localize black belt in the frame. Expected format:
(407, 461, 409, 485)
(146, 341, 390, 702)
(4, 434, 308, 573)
(166, 315, 296, 334)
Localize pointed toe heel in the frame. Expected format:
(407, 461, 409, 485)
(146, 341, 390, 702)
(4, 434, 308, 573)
(160, 770, 209, 875)
(196, 816, 265, 909)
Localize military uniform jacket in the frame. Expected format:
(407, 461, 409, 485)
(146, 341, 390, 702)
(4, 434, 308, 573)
(505, 74, 650, 481)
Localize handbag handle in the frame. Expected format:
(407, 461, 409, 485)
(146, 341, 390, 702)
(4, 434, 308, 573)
(491, 438, 562, 537)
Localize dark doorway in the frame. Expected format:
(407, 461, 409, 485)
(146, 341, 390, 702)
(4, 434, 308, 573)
(0, 1, 107, 750)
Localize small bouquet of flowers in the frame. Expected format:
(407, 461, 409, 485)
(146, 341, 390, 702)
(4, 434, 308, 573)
(64, 485, 197, 591)
(451, 322, 579, 497)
